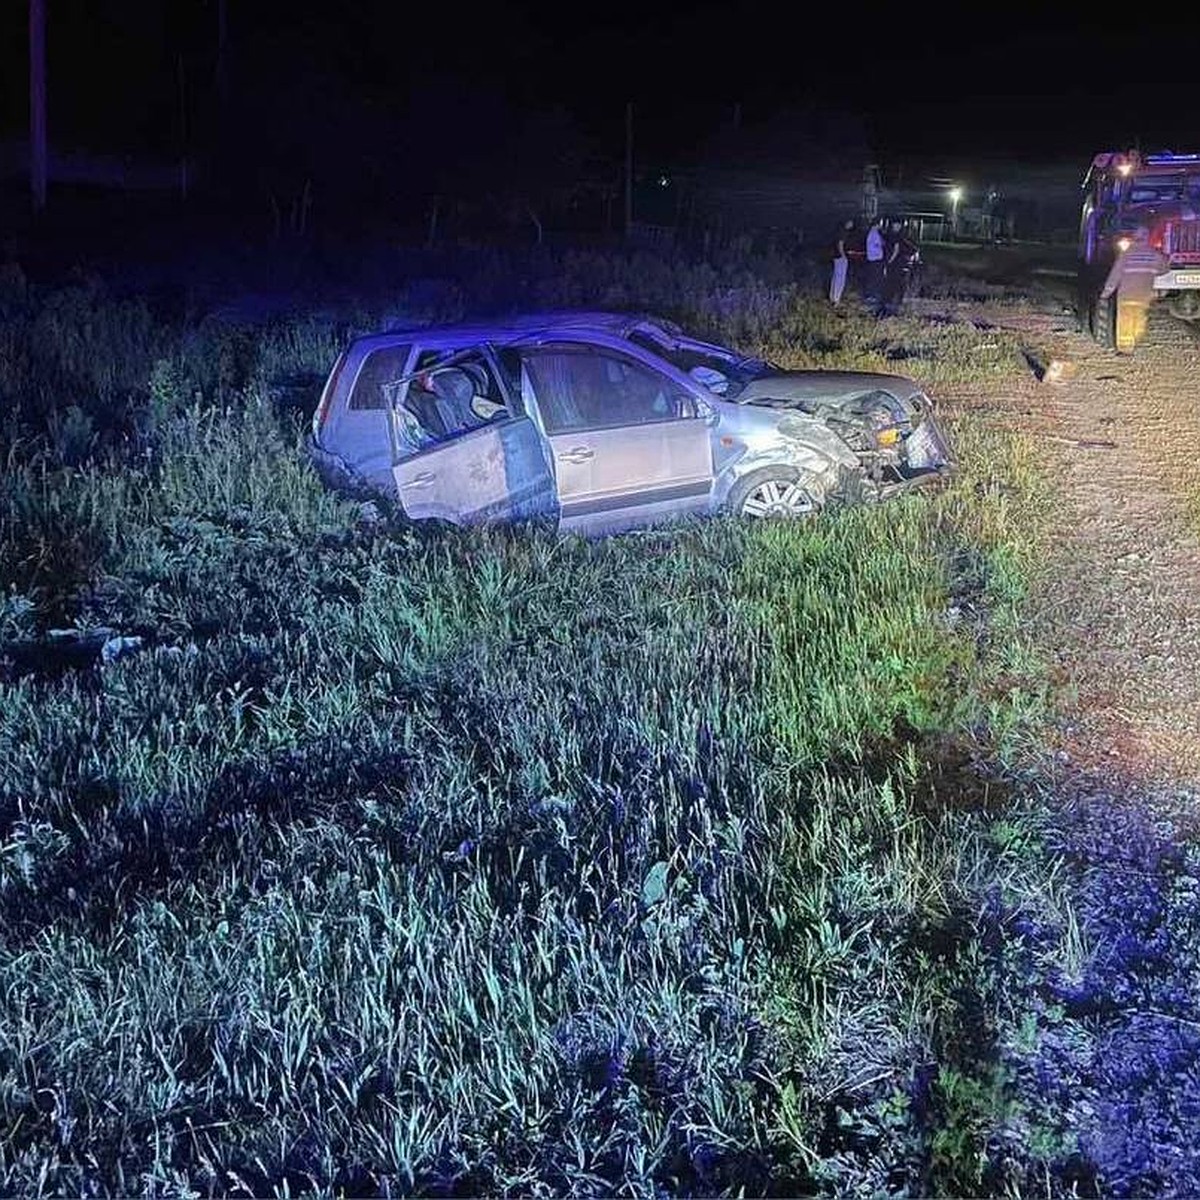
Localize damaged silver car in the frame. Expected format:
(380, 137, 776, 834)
(309, 312, 954, 535)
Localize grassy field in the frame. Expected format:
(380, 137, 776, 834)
(0, 249, 1080, 1196)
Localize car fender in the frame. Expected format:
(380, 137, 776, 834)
(772, 413, 863, 468)
(308, 436, 396, 499)
(709, 407, 863, 508)
(711, 441, 846, 509)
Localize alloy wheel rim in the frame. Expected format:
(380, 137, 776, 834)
(741, 480, 816, 518)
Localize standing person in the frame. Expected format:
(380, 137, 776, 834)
(864, 216, 886, 315)
(882, 218, 904, 316)
(885, 220, 921, 315)
(828, 218, 855, 307)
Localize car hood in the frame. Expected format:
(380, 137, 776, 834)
(735, 370, 924, 412)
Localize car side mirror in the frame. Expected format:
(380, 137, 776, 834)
(695, 397, 719, 426)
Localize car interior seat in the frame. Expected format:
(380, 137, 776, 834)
(458, 361, 507, 422)
(404, 383, 449, 440)
(428, 368, 476, 435)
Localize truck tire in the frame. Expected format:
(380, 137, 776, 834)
(1076, 272, 1100, 336)
(1093, 291, 1115, 350)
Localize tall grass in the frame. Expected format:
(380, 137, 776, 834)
(0, 249, 1066, 1196)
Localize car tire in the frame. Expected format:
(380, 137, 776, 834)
(729, 467, 824, 520)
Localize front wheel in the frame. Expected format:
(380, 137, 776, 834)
(729, 467, 823, 519)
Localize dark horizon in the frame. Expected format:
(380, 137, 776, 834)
(4, 3, 1200, 171)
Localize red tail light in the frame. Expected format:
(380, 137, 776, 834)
(313, 351, 348, 440)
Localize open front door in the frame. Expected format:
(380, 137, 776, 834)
(522, 345, 714, 536)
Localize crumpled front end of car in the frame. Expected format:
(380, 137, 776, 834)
(852, 391, 957, 501)
(723, 379, 956, 508)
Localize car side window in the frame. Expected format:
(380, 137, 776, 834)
(400, 349, 511, 446)
(348, 344, 413, 410)
(524, 349, 697, 434)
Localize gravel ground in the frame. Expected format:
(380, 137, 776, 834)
(1007, 770, 1200, 1196)
(941, 299, 1200, 785)
(925, 292, 1200, 1194)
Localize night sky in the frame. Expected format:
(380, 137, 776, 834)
(3, 3, 1199, 171)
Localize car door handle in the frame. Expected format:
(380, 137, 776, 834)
(557, 446, 595, 464)
(403, 471, 437, 488)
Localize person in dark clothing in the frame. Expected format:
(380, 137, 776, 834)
(881, 219, 902, 314)
(881, 219, 918, 315)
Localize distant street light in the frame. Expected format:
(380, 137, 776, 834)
(948, 185, 963, 238)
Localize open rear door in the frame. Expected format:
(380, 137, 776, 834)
(393, 417, 557, 526)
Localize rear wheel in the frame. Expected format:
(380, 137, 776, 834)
(730, 467, 823, 519)
(1167, 292, 1200, 322)
(1093, 290, 1115, 349)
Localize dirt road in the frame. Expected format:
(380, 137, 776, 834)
(924, 289, 1200, 1195)
(944, 299, 1200, 783)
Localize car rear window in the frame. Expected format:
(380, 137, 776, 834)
(348, 344, 413, 410)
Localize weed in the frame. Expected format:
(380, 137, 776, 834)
(0, 248, 1067, 1196)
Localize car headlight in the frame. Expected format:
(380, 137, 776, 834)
(864, 397, 909, 450)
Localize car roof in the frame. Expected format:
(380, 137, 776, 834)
(339, 312, 923, 399)
(349, 310, 678, 355)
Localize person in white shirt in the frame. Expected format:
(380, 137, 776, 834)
(864, 217, 886, 314)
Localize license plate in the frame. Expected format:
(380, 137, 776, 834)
(906, 421, 948, 468)
(1173, 271, 1200, 286)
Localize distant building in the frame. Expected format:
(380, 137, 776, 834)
(665, 107, 900, 249)
(881, 161, 1081, 243)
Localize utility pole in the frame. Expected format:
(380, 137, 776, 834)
(624, 101, 633, 239)
(29, 0, 47, 214)
(215, 0, 229, 108)
(177, 54, 189, 201)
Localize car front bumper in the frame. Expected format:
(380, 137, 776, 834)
(868, 414, 956, 500)
(905, 415, 955, 472)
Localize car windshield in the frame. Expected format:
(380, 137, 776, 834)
(627, 330, 774, 399)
